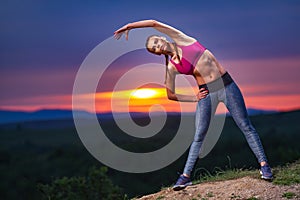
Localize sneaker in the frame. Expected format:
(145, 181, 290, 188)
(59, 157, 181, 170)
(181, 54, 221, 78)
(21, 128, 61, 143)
(260, 164, 273, 180)
(172, 175, 192, 191)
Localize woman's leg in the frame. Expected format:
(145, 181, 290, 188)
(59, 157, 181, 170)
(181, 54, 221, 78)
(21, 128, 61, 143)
(183, 93, 218, 176)
(224, 82, 268, 163)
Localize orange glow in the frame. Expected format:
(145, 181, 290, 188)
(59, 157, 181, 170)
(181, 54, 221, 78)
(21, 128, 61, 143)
(131, 88, 160, 99)
(94, 87, 183, 113)
(1, 87, 300, 113)
(245, 94, 300, 111)
(2, 57, 300, 114)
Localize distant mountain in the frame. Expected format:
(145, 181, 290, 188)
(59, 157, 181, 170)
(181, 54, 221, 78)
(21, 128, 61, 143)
(246, 108, 278, 116)
(0, 108, 278, 125)
(225, 108, 277, 117)
(0, 109, 92, 125)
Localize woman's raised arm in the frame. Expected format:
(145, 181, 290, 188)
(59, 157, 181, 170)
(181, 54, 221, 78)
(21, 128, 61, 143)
(114, 19, 194, 43)
(114, 20, 156, 40)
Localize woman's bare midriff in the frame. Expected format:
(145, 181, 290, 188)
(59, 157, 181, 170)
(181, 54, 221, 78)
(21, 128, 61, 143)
(193, 49, 226, 85)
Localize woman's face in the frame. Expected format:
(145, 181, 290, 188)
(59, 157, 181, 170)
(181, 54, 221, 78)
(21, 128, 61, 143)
(147, 36, 170, 55)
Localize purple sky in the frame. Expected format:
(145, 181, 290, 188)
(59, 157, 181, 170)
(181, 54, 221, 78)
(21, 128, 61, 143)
(1, 0, 300, 111)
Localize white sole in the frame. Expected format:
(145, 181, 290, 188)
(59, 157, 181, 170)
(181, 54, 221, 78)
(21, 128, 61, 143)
(260, 170, 273, 180)
(172, 182, 192, 191)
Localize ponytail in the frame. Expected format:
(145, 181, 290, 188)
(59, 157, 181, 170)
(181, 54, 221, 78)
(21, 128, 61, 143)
(165, 43, 180, 84)
(164, 54, 169, 84)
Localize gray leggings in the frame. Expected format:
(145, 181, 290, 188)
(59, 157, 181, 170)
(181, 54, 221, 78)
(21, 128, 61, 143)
(183, 80, 267, 176)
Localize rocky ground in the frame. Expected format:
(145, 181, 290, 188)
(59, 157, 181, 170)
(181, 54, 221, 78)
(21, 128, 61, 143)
(136, 176, 300, 200)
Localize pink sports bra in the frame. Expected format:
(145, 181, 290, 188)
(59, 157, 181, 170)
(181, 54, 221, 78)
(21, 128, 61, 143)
(169, 41, 206, 75)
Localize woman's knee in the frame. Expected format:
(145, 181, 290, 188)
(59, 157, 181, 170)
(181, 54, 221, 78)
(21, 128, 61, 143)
(193, 130, 207, 142)
(238, 120, 255, 134)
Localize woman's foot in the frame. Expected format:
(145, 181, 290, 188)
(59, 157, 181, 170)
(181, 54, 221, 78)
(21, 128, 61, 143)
(260, 164, 273, 180)
(172, 174, 192, 191)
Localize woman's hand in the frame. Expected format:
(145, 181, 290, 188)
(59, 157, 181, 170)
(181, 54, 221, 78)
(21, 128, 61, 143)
(196, 88, 209, 101)
(114, 24, 130, 40)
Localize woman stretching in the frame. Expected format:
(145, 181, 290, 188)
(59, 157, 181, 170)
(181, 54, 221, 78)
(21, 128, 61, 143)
(114, 19, 273, 191)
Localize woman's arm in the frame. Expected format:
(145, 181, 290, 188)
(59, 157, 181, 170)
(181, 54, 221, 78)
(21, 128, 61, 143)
(165, 65, 208, 102)
(114, 19, 195, 44)
(114, 20, 155, 40)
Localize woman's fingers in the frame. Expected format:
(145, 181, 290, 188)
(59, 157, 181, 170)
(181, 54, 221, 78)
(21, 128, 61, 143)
(196, 88, 209, 100)
(114, 33, 121, 39)
(113, 29, 129, 40)
(199, 88, 208, 92)
(114, 25, 130, 40)
(125, 30, 129, 40)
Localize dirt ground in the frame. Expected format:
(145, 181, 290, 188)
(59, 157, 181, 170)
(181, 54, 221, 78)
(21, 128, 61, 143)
(136, 176, 300, 200)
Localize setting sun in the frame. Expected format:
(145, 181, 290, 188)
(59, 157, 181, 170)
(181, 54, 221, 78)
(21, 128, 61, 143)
(131, 88, 158, 99)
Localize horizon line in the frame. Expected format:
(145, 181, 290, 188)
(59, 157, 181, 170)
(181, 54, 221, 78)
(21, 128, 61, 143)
(1, 107, 299, 114)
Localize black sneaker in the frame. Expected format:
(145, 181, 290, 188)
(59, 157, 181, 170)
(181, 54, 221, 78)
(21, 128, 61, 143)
(260, 164, 273, 180)
(172, 175, 192, 191)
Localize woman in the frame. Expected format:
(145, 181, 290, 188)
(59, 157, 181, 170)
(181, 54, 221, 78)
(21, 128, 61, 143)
(114, 19, 273, 191)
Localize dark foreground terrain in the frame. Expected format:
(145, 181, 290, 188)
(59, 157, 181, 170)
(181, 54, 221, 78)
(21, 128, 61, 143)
(0, 110, 299, 199)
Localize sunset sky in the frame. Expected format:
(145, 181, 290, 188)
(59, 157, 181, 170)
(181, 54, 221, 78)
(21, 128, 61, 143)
(1, 0, 300, 113)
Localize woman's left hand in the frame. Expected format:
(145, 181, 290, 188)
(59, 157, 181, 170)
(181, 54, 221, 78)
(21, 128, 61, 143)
(196, 88, 209, 101)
